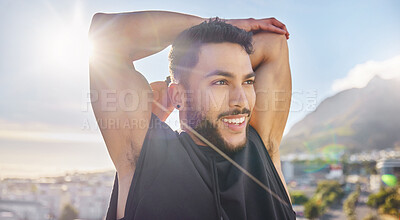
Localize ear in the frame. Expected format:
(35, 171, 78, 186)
(168, 83, 185, 110)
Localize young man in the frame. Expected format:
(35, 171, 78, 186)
(89, 10, 294, 220)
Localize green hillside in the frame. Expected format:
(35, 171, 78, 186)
(280, 76, 400, 155)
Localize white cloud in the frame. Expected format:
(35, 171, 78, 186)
(331, 55, 400, 92)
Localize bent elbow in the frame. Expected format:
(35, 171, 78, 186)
(88, 12, 108, 38)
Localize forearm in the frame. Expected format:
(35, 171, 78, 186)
(89, 11, 206, 61)
(251, 33, 291, 93)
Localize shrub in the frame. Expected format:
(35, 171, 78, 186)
(362, 213, 378, 220)
(290, 191, 309, 205)
(59, 203, 78, 220)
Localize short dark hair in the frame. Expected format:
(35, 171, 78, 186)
(168, 17, 254, 85)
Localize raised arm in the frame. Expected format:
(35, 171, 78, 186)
(248, 32, 292, 199)
(225, 17, 291, 198)
(88, 11, 205, 218)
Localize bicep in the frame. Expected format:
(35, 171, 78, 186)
(90, 58, 152, 177)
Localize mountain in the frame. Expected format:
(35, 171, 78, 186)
(280, 76, 400, 155)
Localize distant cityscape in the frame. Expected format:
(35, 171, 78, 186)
(282, 148, 400, 219)
(0, 171, 115, 220)
(0, 148, 399, 220)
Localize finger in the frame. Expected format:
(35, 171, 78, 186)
(259, 23, 286, 35)
(269, 18, 289, 35)
(284, 31, 289, 39)
(265, 18, 289, 35)
(274, 23, 289, 38)
(268, 17, 285, 27)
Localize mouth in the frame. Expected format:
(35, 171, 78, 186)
(220, 114, 247, 131)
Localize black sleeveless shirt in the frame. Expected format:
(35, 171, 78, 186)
(106, 114, 295, 220)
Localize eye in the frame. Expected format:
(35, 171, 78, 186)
(244, 79, 255, 85)
(213, 80, 228, 85)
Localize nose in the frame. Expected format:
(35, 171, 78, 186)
(229, 85, 247, 109)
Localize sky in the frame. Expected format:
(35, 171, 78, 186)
(0, 0, 399, 178)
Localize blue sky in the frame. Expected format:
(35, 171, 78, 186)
(0, 0, 399, 177)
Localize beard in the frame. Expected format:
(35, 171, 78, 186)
(185, 105, 251, 155)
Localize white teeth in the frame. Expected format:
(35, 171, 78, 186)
(223, 117, 246, 124)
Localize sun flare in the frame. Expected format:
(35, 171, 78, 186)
(38, 23, 90, 68)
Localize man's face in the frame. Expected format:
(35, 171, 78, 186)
(184, 42, 256, 154)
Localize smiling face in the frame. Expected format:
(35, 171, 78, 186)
(182, 42, 256, 153)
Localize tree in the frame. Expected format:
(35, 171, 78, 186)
(304, 199, 322, 220)
(367, 186, 395, 208)
(367, 186, 400, 217)
(343, 188, 360, 218)
(59, 203, 78, 220)
(302, 180, 344, 217)
(380, 194, 400, 216)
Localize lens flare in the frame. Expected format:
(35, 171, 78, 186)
(302, 124, 346, 174)
(381, 174, 397, 186)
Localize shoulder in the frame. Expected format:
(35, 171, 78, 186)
(142, 114, 193, 157)
(142, 113, 179, 151)
(147, 113, 173, 132)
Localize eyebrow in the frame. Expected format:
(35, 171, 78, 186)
(205, 70, 256, 79)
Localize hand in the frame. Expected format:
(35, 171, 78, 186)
(226, 17, 289, 39)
